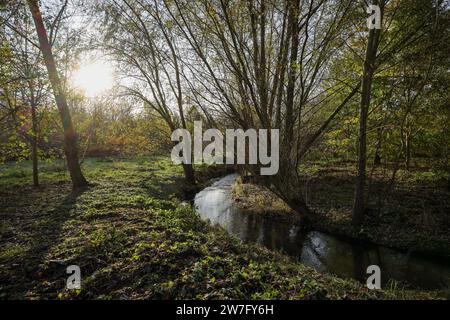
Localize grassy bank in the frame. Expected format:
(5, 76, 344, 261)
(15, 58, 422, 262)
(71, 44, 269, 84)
(0, 157, 441, 299)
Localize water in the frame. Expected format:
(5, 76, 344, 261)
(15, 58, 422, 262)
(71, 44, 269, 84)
(194, 174, 450, 290)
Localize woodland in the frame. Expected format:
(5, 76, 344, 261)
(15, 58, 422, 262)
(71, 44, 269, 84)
(0, 0, 449, 300)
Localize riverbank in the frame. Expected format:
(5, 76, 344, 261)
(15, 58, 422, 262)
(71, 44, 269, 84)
(0, 157, 442, 299)
(232, 160, 450, 259)
(232, 177, 301, 224)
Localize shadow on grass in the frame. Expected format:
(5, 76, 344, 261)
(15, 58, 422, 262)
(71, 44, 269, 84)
(0, 186, 87, 298)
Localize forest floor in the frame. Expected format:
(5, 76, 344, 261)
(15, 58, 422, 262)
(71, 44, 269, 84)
(233, 158, 450, 258)
(0, 156, 443, 299)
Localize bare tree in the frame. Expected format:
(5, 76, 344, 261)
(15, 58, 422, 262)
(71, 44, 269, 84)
(167, 0, 360, 217)
(93, 0, 196, 184)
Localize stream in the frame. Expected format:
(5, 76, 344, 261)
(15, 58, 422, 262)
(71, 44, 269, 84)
(194, 174, 450, 290)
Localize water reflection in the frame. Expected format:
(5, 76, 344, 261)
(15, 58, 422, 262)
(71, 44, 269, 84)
(195, 174, 450, 290)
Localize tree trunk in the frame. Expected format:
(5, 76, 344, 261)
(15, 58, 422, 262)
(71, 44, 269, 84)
(405, 131, 411, 170)
(374, 153, 381, 166)
(27, 0, 88, 189)
(284, 0, 300, 145)
(171, 41, 195, 185)
(353, 0, 382, 226)
(30, 102, 39, 187)
(182, 163, 196, 185)
(374, 127, 382, 166)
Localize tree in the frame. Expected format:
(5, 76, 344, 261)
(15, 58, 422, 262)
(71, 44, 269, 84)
(352, 0, 384, 226)
(1, 3, 47, 186)
(351, 0, 446, 225)
(92, 0, 197, 184)
(166, 0, 360, 217)
(27, 0, 88, 189)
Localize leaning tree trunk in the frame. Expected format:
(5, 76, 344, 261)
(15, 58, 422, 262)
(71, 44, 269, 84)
(27, 0, 88, 189)
(353, 0, 382, 226)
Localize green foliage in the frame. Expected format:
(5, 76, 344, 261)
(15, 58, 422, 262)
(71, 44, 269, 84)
(315, 0, 450, 172)
(409, 169, 449, 184)
(0, 156, 438, 300)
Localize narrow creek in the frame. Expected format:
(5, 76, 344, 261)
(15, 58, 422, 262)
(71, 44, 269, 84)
(194, 174, 450, 290)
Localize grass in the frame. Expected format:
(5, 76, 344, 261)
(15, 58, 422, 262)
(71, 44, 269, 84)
(0, 156, 441, 299)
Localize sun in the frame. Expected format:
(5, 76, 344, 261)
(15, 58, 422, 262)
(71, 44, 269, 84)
(71, 60, 114, 97)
